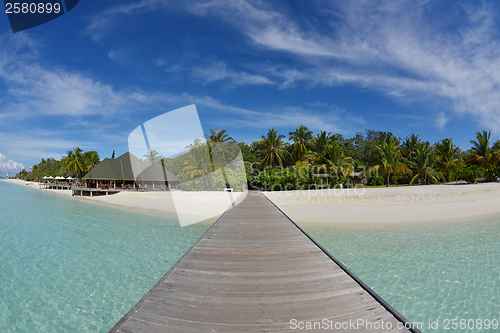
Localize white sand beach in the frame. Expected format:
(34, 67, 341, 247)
(1, 179, 243, 225)
(264, 182, 500, 226)
(4, 178, 500, 226)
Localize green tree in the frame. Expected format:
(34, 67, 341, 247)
(206, 129, 237, 169)
(143, 149, 161, 162)
(374, 135, 411, 187)
(260, 129, 288, 168)
(434, 138, 463, 182)
(206, 128, 234, 143)
(310, 131, 334, 165)
(237, 142, 258, 163)
(327, 142, 354, 176)
(401, 134, 421, 161)
(181, 139, 213, 190)
(408, 143, 438, 185)
(289, 125, 314, 162)
(82, 151, 100, 172)
(469, 130, 498, 181)
(61, 147, 85, 178)
(206, 129, 238, 189)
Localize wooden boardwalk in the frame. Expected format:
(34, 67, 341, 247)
(110, 192, 419, 333)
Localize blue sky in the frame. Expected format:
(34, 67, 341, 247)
(1, 0, 500, 176)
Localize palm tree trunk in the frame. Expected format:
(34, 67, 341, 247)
(386, 174, 390, 187)
(204, 174, 210, 191)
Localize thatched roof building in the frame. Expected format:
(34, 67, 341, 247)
(83, 152, 179, 189)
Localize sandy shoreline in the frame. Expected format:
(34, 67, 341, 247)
(263, 182, 500, 226)
(1, 179, 243, 226)
(4, 178, 500, 226)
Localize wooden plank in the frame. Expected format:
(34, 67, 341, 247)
(109, 192, 416, 333)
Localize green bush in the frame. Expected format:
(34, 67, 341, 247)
(368, 174, 384, 186)
(177, 168, 247, 191)
(452, 165, 483, 184)
(436, 171, 446, 183)
(249, 166, 353, 191)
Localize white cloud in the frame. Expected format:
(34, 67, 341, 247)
(108, 50, 128, 63)
(86, 0, 169, 42)
(80, 0, 500, 132)
(200, 102, 365, 136)
(155, 58, 167, 66)
(435, 112, 449, 131)
(176, 0, 500, 132)
(0, 34, 129, 121)
(122, 91, 365, 136)
(192, 61, 274, 86)
(0, 152, 24, 174)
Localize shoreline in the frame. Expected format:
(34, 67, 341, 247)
(1, 179, 243, 225)
(4, 178, 500, 227)
(263, 182, 500, 226)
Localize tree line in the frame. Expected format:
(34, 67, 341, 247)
(15, 127, 500, 189)
(240, 127, 500, 189)
(16, 148, 100, 182)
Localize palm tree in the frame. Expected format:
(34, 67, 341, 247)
(260, 129, 288, 168)
(310, 131, 333, 164)
(401, 134, 421, 161)
(374, 135, 411, 187)
(61, 147, 85, 178)
(408, 143, 438, 185)
(83, 151, 100, 172)
(182, 139, 213, 190)
(289, 125, 314, 162)
(143, 149, 160, 162)
(206, 129, 234, 143)
(327, 142, 354, 176)
(469, 130, 498, 180)
(205, 129, 236, 189)
(434, 138, 463, 182)
(205, 129, 238, 169)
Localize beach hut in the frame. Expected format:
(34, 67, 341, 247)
(312, 173, 329, 189)
(349, 171, 367, 186)
(82, 152, 180, 190)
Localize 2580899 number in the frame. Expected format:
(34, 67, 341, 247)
(443, 319, 499, 330)
(5, 3, 61, 14)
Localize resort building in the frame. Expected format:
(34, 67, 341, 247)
(81, 152, 180, 191)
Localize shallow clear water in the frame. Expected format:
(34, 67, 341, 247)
(302, 219, 500, 332)
(0, 181, 211, 332)
(3, 181, 500, 333)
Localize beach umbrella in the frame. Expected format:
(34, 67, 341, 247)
(42, 176, 48, 179)
(66, 177, 73, 180)
(48, 176, 54, 179)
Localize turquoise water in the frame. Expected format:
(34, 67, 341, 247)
(3, 181, 500, 332)
(0, 181, 211, 332)
(302, 219, 500, 332)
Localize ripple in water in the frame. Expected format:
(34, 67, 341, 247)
(302, 218, 500, 332)
(0, 181, 211, 332)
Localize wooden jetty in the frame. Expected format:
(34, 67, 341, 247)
(110, 192, 420, 333)
(39, 182, 71, 190)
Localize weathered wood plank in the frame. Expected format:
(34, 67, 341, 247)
(109, 192, 417, 333)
